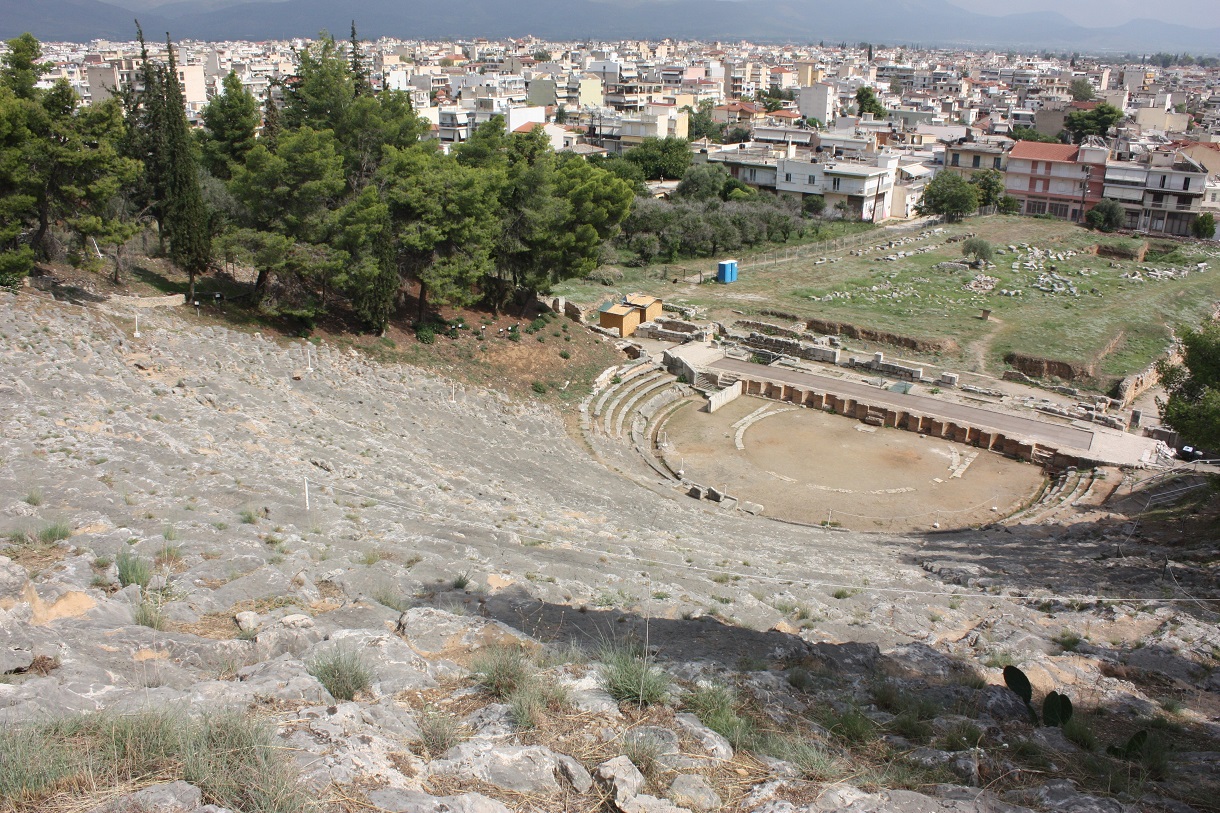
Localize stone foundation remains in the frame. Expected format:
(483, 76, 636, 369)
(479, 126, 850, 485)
(721, 374, 1081, 471)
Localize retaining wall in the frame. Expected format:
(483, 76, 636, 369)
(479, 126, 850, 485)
(706, 380, 744, 413)
(733, 374, 1076, 470)
(737, 333, 840, 364)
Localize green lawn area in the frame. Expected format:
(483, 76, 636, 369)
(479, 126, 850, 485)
(557, 215, 1220, 387)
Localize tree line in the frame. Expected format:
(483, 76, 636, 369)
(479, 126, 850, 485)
(0, 30, 635, 333)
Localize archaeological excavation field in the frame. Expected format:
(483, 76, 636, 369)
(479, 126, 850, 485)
(557, 216, 1220, 385)
(662, 395, 1046, 531)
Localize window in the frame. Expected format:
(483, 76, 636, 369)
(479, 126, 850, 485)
(993, 157, 1002, 169)
(951, 153, 960, 166)
(1183, 177, 1190, 190)
(832, 177, 841, 191)
(972, 155, 981, 168)
(1025, 200, 1047, 215)
(785, 173, 792, 182)
(808, 175, 816, 185)
(1030, 161, 1039, 173)
(1048, 202, 1069, 218)
(1160, 175, 1167, 188)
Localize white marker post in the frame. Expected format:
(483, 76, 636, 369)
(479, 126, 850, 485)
(304, 478, 310, 511)
(134, 315, 141, 339)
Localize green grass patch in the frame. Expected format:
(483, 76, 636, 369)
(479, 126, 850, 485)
(597, 642, 670, 706)
(307, 647, 372, 701)
(116, 549, 152, 589)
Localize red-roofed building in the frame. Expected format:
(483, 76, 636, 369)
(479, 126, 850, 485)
(712, 101, 767, 126)
(1004, 139, 1109, 221)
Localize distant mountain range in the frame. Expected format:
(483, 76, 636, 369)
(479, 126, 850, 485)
(3, 0, 1217, 54)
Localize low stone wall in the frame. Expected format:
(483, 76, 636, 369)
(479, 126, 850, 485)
(735, 320, 802, 339)
(737, 333, 840, 364)
(1004, 352, 1093, 382)
(108, 293, 186, 308)
(706, 380, 743, 413)
(1115, 347, 1180, 409)
(734, 375, 1078, 470)
(635, 322, 703, 343)
(848, 353, 924, 382)
(804, 317, 958, 354)
(656, 317, 702, 334)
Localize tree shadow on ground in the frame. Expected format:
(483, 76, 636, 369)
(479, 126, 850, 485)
(451, 584, 1220, 812)
(909, 517, 1219, 623)
(130, 263, 189, 295)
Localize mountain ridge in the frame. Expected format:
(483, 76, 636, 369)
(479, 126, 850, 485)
(2, 0, 1217, 53)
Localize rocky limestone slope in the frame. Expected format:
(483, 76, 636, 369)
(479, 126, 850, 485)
(0, 288, 1217, 813)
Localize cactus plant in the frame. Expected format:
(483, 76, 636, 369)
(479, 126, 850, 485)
(1003, 665, 1033, 706)
(1042, 691, 1074, 727)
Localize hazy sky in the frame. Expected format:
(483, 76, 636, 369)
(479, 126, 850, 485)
(947, 0, 1220, 28)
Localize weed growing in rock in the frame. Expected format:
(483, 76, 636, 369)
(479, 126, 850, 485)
(371, 588, 411, 613)
(37, 522, 71, 544)
(937, 721, 983, 751)
(887, 712, 933, 741)
(1063, 716, 1098, 751)
(238, 508, 258, 525)
(116, 549, 151, 589)
(451, 572, 471, 590)
(508, 680, 569, 729)
(308, 648, 372, 701)
(470, 644, 533, 700)
(22, 489, 42, 507)
(598, 642, 670, 706)
(831, 588, 859, 600)
(821, 707, 880, 745)
(872, 681, 939, 720)
(1053, 630, 1083, 652)
(622, 731, 666, 777)
(155, 545, 182, 567)
(984, 650, 1015, 669)
(132, 601, 165, 630)
(685, 682, 754, 745)
(417, 705, 466, 756)
(105, 712, 306, 811)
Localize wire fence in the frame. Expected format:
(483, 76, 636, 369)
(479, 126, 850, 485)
(656, 216, 958, 285)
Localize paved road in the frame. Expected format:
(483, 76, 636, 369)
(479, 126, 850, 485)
(711, 358, 1095, 451)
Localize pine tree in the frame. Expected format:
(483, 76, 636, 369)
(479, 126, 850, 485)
(199, 70, 259, 179)
(161, 34, 211, 301)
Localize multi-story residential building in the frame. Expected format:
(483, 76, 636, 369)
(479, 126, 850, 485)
(776, 151, 898, 221)
(942, 136, 1011, 177)
(1102, 148, 1207, 235)
(1004, 139, 1108, 221)
(797, 83, 835, 126)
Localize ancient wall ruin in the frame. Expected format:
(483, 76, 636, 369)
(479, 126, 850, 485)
(734, 375, 1077, 470)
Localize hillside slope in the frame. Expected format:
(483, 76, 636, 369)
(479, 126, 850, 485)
(0, 287, 1216, 812)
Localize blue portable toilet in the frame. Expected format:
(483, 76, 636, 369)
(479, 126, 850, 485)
(717, 259, 738, 283)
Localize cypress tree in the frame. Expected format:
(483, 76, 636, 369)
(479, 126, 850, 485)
(262, 81, 281, 148)
(124, 23, 169, 243)
(160, 34, 211, 301)
(349, 22, 369, 95)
